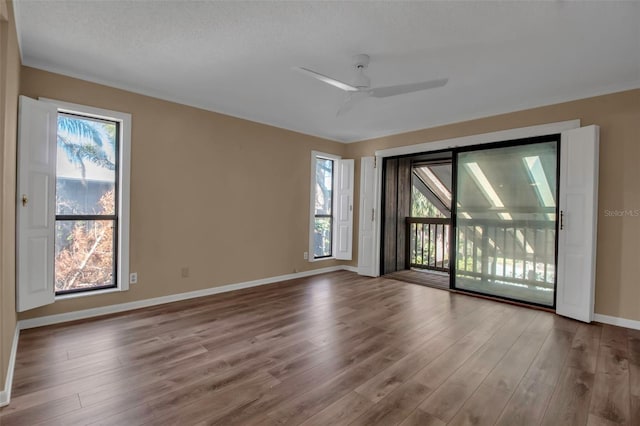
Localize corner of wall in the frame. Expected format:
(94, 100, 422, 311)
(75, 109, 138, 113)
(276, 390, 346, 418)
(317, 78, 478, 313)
(0, 0, 21, 403)
(0, 325, 19, 407)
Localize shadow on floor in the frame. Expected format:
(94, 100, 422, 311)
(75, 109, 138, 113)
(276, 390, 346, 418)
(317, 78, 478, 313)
(385, 269, 450, 291)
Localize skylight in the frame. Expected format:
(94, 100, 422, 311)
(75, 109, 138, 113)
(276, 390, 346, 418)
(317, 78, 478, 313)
(414, 165, 451, 205)
(523, 156, 555, 207)
(464, 162, 511, 221)
(464, 162, 504, 207)
(523, 156, 556, 221)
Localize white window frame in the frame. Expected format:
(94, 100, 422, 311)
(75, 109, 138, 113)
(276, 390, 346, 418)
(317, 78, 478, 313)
(42, 98, 131, 299)
(309, 151, 341, 261)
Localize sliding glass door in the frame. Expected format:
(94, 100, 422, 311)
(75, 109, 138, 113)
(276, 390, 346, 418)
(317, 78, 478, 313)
(453, 137, 558, 307)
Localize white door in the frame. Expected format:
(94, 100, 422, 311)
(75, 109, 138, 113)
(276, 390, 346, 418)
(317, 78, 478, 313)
(556, 125, 599, 322)
(16, 96, 57, 312)
(335, 159, 354, 260)
(358, 156, 378, 276)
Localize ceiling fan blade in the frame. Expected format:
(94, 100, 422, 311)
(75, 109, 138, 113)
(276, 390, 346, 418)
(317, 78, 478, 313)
(337, 92, 369, 116)
(369, 78, 448, 98)
(295, 67, 359, 92)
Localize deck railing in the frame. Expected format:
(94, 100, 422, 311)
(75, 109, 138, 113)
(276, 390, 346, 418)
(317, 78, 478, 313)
(406, 217, 557, 288)
(455, 219, 556, 289)
(406, 217, 450, 272)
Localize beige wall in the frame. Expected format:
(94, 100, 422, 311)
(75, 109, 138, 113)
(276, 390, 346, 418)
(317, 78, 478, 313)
(345, 89, 640, 322)
(0, 0, 20, 389)
(18, 66, 348, 320)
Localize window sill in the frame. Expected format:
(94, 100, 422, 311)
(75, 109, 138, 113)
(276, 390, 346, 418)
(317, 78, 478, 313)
(55, 286, 125, 301)
(308, 256, 336, 263)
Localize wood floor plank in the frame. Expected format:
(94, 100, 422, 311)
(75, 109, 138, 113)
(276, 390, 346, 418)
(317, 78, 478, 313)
(630, 363, 640, 397)
(0, 394, 81, 426)
(11, 353, 123, 398)
(145, 370, 280, 425)
(265, 346, 406, 425)
(589, 324, 631, 424)
(351, 293, 489, 405)
(495, 324, 576, 426)
(589, 371, 630, 424)
(80, 337, 314, 421)
(631, 395, 640, 426)
(1, 271, 637, 426)
(494, 377, 555, 426)
(86, 403, 155, 426)
(447, 312, 552, 426)
(534, 322, 603, 426)
(587, 413, 627, 426)
(299, 391, 373, 426)
(419, 309, 537, 423)
(629, 331, 640, 363)
(521, 326, 576, 386)
(399, 408, 447, 426)
(350, 380, 432, 426)
(540, 367, 594, 426)
(566, 323, 603, 374)
(354, 333, 455, 403)
(207, 343, 404, 425)
(410, 307, 514, 392)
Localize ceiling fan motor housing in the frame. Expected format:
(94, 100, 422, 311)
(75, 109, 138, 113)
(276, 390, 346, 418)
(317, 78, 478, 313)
(353, 53, 370, 69)
(352, 54, 371, 88)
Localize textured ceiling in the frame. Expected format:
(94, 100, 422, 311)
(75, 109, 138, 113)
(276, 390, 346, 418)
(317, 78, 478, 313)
(14, 1, 640, 142)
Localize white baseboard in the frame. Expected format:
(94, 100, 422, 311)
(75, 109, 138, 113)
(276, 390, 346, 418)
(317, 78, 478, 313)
(0, 326, 20, 407)
(594, 313, 640, 330)
(19, 266, 356, 330)
(342, 265, 358, 273)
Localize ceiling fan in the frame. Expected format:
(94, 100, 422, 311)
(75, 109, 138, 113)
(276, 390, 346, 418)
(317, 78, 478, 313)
(295, 54, 448, 115)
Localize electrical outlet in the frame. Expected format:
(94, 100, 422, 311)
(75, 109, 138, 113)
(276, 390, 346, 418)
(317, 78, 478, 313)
(181, 267, 189, 278)
(303, 251, 308, 260)
(129, 272, 138, 284)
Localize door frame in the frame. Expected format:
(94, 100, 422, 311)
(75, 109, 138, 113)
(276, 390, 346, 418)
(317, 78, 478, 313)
(449, 134, 561, 309)
(366, 119, 580, 279)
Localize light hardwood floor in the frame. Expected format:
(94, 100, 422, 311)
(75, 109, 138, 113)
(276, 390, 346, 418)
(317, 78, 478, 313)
(1, 271, 638, 425)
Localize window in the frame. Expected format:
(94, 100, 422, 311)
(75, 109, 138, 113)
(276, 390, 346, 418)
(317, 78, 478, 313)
(313, 157, 334, 258)
(309, 152, 354, 261)
(16, 96, 131, 311)
(50, 101, 131, 297)
(55, 112, 120, 294)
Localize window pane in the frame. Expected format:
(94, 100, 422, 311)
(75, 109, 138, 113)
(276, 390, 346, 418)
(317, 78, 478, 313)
(315, 158, 333, 215)
(56, 114, 117, 215)
(314, 217, 332, 258)
(454, 141, 557, 306)
(55, 220, 115, 293)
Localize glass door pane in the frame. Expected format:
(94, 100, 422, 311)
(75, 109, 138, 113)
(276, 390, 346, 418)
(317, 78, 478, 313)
(454, 139, 558, 306)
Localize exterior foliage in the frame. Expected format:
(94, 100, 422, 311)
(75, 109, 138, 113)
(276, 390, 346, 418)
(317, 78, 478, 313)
(411, 185, 445, 218)
(55, 190, 114, 292)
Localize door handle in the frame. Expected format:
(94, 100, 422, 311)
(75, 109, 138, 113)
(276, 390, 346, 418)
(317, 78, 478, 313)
(21, 194, 28, 207)
(560, 210, 564, 230)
